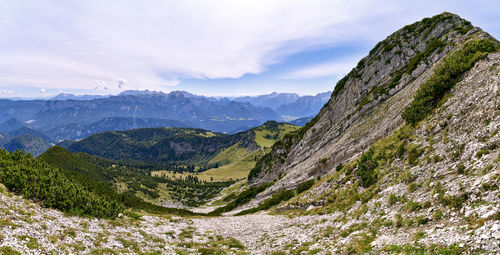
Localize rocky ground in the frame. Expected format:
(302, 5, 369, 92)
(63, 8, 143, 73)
(1, 181, 499, 254)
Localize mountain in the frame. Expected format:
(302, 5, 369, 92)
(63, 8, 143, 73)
(0, 99, 46, 123)
(118, 90, 165, 96)
(233, 92, 301, 109)
(0, 91, 329, 139)
(46, 117, 190, 141)
(209, 13, 500, 251)
(50, 93, 111, 101)
(8, 126, 54, 143)
(275, 91, 331, 117)
(287, 116, 313, 126)
(30, 92, 282, 134)
(0, 132, 11, 146)
(4, 134, 51, 157)
(0, 118, 25, 133)
(63, 121, 299, 170)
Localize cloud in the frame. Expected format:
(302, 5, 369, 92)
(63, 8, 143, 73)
(0, 90, 13, 94)
(0, 0, 497, 94)
(116, 78, 127, 89)
(0, 0, 399, 92)
(40, 88, 46, 93)
(94, 80, 109, 90)
(281, 55, 363, 79)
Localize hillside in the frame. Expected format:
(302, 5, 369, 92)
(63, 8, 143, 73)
(49, 122, 299, 207)
(64, 121, 298, 171)
(4, 134, 51, 157)
(223, 12, 499, 252)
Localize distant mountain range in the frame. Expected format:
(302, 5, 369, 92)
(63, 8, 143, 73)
(0, 90, 330, 155)
(50, 93, 111, 101)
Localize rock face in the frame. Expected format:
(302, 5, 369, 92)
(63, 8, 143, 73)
(247, 12, 497, 200)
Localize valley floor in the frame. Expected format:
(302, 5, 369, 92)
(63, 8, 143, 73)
(0, 186, 498, 254)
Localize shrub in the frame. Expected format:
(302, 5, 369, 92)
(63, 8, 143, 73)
(0, 150, 122, 218)
(388, 194, 398, 206)
(296, 179, 315, 194)
(402, 39, 497, 125)
(476, 148, 489, 159)
(335, 163, 344, 171)
(396, 141, 407, 158)
(408, 183, 418, 193)
(208, 183, 271, 216)
(236, 189, 295, 215)
(317, 158, 328, 165)
(406, 200, 422, 212)
(433, 209, 444, 220)
(456, 163, 466, 174)
(356, 149, 378, 188)
(408, 147, 424, 165)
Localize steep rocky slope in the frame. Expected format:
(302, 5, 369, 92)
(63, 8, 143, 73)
(247, 12, 497, 200)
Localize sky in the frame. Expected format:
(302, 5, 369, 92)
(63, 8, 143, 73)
(0, 0, 498, 98)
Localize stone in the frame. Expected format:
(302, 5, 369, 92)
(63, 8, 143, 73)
(306, 205, 315, 211)
(480, 210, 497, 219)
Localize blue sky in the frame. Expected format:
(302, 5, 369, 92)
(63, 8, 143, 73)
(0, 0, 498, 98)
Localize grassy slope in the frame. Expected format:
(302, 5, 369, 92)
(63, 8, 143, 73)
(152, 123, 299, 182)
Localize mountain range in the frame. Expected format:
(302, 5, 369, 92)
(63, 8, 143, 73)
(0, 90, 328, 137)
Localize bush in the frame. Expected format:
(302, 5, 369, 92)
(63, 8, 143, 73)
(356, 149, 378, 188)
(0, 150, 122, 218)
(208, 183, 271, 216)
(296, 179, 315, 194)
(388, 194, 398, 206)
(476, 148, 489, 158)
(408, 147, 424, 165)
(237, 189, 295, 215)
(406, 200, 422, 212)
(402, 39, 497, 125)
(433, 209, 444, 220)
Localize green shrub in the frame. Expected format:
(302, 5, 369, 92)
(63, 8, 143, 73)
(0, 246, 21, 255)
(408, 183, 418, 193)
(406, 200, 422, 212)
(433, 209, 444, 220)
(408, 147, 424, 165)
(394, 214, 403, 228)
(396, 141, 407, 158)
(476, 148, 489, 158)
(356, 149, 378, 188)
(208, 183, 271, 216)
(402, 39, 497, 125)
(388, 194, 398, 206)
(0, 150, 122, 218)
(317, 158, 328, 165)
(237, 188, 295, 215)
(457, 163, 466, 174)
(335, 163, 344, 171)
(296, 179, 315, 194)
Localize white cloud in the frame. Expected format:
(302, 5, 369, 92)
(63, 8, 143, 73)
(40, 88, 46, 93)
(281, 55, 363, 79)
(0, 0, 400, 92)
(0, 0, 496, 94)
